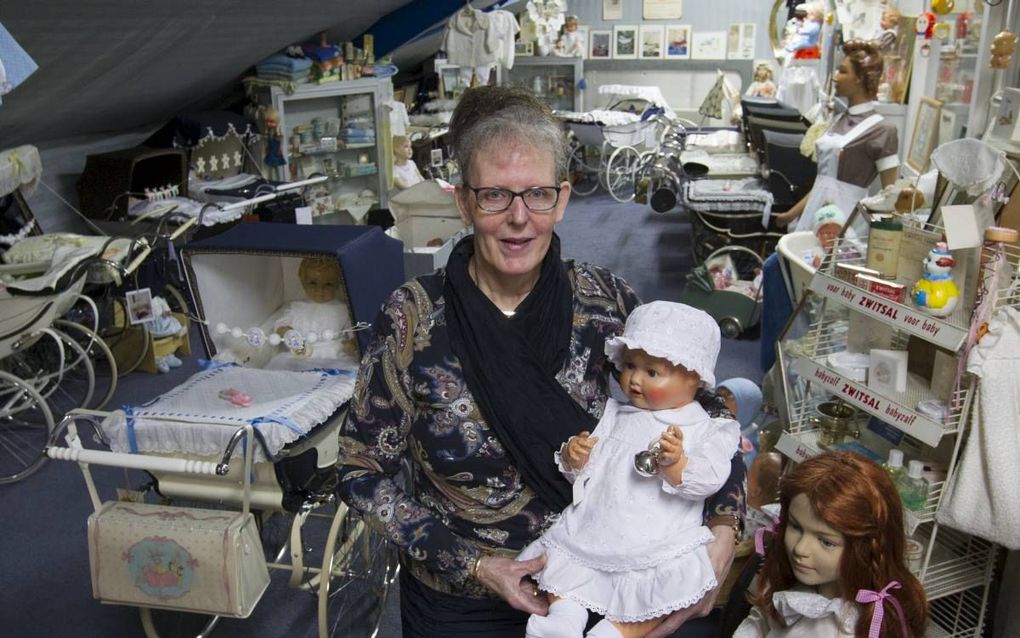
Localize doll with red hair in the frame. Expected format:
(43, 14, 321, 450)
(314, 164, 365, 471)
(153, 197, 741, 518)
(735, 452, 927, 637)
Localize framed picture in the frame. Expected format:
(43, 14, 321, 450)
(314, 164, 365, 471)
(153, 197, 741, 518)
(126, 288, 154, 325)
(664, 24, 691, 59)
(880, 16, 917, 104)
(691, 30, 727, 60)
(603, 0, 623, 21)
(639, 25, 665, 59)
(590, 30, 612, 59)
(430, 148, 445, 168)
(907, 97, 942, 172)
(642, 0, 682, 20)
(613, 25, 638, 59)
(514, 41, 534, 56)
(727, 23, 756, 59)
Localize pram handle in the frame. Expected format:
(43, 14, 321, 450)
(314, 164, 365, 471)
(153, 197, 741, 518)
(47, 446, 221, 476)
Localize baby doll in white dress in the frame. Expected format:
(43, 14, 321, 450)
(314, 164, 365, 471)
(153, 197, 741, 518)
(518, 301, 740, 638)
(259, 257, 357, 371)
(391, 134, 424, 194)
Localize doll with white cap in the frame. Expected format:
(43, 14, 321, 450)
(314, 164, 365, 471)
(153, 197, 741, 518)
(517, 301, 740, 638)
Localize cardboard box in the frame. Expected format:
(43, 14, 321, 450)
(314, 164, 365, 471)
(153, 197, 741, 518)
(389, 181, 470, 279)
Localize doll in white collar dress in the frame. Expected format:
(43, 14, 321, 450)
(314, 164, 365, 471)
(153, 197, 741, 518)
(735, 452, 927, 638)
(517, 301, 740, 638)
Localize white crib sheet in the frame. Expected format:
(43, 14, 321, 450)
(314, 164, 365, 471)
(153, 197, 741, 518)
(102, 364, 356, 461)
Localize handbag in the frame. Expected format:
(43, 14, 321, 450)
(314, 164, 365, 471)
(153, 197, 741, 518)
(87, 500, 270, 617)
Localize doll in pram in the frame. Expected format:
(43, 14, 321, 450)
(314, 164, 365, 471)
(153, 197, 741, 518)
(45, 223, 406, 637)
(678, 245, 763, 339)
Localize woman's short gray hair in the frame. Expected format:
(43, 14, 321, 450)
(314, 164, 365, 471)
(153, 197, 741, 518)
(448, 85, 567, 185)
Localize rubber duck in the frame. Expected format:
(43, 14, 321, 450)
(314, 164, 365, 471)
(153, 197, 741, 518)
(911, 242, 959, 317)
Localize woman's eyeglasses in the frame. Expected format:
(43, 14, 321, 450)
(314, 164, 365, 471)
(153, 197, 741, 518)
(462, 185, 563, 213)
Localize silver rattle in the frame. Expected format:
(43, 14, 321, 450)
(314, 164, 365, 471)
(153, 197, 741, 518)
(634, 439, 664, 477)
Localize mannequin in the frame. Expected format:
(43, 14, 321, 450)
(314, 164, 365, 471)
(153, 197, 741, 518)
(774, 40, 899, 238)
(391, 134, 424, 192)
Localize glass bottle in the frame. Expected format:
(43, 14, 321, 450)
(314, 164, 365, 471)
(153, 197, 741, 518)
(897, 460, 929, 511)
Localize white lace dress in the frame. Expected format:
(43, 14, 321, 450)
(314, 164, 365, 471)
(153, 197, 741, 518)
(517, 399, 740, 622)
(733, 587, 859, 637)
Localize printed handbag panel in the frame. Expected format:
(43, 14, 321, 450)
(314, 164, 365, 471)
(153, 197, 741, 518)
(87, 501, 269, 617)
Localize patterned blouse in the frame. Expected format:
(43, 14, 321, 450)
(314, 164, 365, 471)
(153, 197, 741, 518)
(337, 260, 746, 598)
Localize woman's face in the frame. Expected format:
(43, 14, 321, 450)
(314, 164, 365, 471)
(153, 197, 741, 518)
(456, 142, 568, 281)
(833, 58, 859, 97)
(785, 493, 845, 598)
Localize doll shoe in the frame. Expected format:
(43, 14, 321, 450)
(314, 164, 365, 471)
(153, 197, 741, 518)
(156, 357, 171, 374)
(164, 353, 183, 368)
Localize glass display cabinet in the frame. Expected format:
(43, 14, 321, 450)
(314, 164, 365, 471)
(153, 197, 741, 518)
(256, 78, 393, 223)
(503, 57, 583, 112)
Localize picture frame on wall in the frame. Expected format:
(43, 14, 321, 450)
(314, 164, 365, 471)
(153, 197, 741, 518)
(907, 97, 942, 172)
(613, 25, 638, 59)
(727, 23, 755, 59)
(642, 0, 682, 20)
(590, 30, 612, 59)
(639, 25, 665, 59)
(691, 30, 727, 60)
(665, 24, 691, 59)
(603, 0, 623, 21)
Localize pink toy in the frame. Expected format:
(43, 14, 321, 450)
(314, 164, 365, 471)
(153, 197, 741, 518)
(219, 388, 253, 407)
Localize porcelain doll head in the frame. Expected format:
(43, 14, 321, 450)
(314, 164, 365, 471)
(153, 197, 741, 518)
(754, 63, 774, 83)
(880, 6, 901, 31)
(753, 453, 928, 637)
(298, 257, 341, 303)
(564, 15, 578, 32)
(606, 302, 720, 410)
(262, 107, 281, 134)
(813, 204, 846, 251)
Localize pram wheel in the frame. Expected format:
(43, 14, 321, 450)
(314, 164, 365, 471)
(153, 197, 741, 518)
(567, 144, 600, 196)
(0, 369, 55, 484)
(54, 320, 118, 410)
(719, 317, 743, 340)
(606, 146, 642, 203)
(317, 502, 397, 638)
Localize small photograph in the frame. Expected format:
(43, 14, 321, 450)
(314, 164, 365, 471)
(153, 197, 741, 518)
(590, 30, 612, 59)
(613, 25, 638, 59)
(514, 41, 534, 56)
(430, 148, 444, 168)
(126, 288, 154, 325)
(640, 25, 665, 59)
(665, 24, 690, 59)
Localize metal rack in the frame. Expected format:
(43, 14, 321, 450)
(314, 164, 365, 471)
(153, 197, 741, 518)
(775, 213, 1018, 635)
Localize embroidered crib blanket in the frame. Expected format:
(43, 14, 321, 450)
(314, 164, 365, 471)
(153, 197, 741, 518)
(102, 365, 355, 461)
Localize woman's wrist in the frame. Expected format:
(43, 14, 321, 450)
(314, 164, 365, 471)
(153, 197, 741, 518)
(707, 514, 742, 544)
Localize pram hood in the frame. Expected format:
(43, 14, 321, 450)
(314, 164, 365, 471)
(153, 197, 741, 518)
(182, 223, 404, 357)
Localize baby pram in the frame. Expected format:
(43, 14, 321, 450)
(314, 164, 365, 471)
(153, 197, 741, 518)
(46, 223, 405, 637)
(678, 245, 762, 339)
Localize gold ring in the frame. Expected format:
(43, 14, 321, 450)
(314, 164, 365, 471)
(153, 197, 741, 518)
(532, 589, 540, 597)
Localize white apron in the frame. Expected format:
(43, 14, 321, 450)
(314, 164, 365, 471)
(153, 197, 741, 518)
(793, 113, 884, 237)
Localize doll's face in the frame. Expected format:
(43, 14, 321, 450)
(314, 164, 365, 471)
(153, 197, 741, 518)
(785, 493, 845, 598)
(717, 385, 738, 418)
(394, 138, 413, 162)
(299, 260, 340, 303)
(815, 222, 841, 250)
(755, 66, 771, 82)
(565, 19, 578, 33)
(619, 348, 701, 410)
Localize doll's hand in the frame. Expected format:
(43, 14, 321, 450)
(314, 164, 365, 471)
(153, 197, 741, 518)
(658, 425, 689, 487)
(564, 431, 598, 471)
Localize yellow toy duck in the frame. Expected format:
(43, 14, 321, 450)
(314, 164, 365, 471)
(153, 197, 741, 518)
(912, 242, 959, 317)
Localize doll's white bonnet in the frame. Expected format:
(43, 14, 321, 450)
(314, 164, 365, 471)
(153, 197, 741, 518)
(605, 301, 720, 387)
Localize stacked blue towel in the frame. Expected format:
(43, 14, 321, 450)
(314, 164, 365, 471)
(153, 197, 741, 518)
(255, 53, 313, 83)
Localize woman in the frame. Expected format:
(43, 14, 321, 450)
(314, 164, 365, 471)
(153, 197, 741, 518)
(337, 85, 745, 637)
(773, 40, 899, 237)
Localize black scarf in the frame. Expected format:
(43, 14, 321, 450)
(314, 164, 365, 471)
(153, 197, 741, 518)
(444, 234, 596, 511)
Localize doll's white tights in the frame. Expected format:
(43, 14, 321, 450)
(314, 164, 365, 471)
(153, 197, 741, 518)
(526, 599, 623, 638)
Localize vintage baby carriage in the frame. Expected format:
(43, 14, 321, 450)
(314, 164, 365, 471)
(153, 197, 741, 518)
(46, 223, 406, 637)
(678, 245, 763, 339)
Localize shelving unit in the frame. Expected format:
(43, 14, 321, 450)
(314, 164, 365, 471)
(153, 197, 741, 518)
(254, 78, 393, 222)
(775, 214, 1018, 636)
(502, 57, 583, 111)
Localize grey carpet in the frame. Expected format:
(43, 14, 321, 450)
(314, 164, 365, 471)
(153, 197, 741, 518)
(0, 193, 760, 637)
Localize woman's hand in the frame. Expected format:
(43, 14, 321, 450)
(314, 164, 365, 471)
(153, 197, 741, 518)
(657, 425, 688, 487)
(475, 555, 550, 616)
(564, 431, 598, 471)
(644, 524, 738, 638)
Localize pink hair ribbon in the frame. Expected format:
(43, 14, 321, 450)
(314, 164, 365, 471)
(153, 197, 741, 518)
(754, 516, 779, 556)
(855, 581, 909, 638)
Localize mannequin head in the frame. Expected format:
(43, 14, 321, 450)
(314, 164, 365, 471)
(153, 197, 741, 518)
(838, 40, 884, 102)
(393, 135, 413, 164)
(298, 257, 341, 303)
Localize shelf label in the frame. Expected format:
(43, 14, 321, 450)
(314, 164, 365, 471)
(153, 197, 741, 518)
(775, 432, 818, 463)
(792, 357, 944, 447)
(811, 274, 967, 351)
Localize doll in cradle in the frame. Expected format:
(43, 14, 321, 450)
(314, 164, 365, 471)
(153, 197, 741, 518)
(912, 242, 959, 318)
